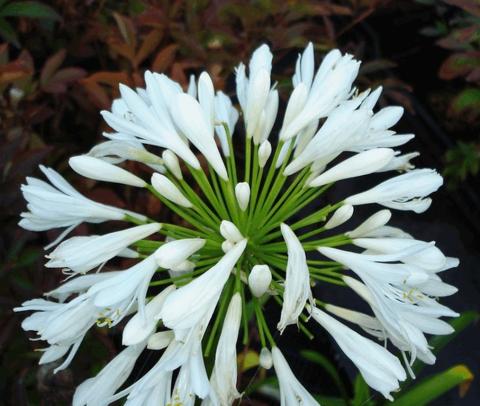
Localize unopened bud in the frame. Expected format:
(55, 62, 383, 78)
(258, 140, 272, 168)
(162, 150, 183, 179)
(259, 347, 273, 369)
(235, 182, 250, 211)
(151, 173, 192, 208)
(69, 155, 146, 187)
(324, 205, 354, 229)
(220, 220, 243, 243)
(248, 265, 272, 297)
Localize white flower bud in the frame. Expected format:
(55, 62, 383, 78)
(258, 140, 272, 168)
(220, 220, 243, 243)
(151, 173, 192, 208)
(324, 204, 354, 229)
(162, 150, 183, 179)
(346, 209, 392, 238)
(259, 347, 273, 369)
(69, 155, 146, 187)
(222, 240, 234, 253)
(248, 265, 272, 297)
(235, 182, 250, 211)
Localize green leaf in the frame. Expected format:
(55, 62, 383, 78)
(391, 365, 474, 406)
(352, 374, 374, 406)
(314, 395, 349, 406)
(0, 1, 60, 20)
(0, 16, 18, 46)
(301, 350, 349, 399)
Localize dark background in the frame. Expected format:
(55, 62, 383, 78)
(0, 1, 479, 405)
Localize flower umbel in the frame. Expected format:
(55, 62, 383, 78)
(16, 43, 458, 404)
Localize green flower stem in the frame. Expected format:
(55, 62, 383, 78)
(252, 140, 285, 223)
(189, 166, 229, 220)
(219, 176, 242, 226)
(204, 276, 235, 357)
(310, 273, 346, 286)
(225, 127, 238, 185)
(239, 275, 249, 345)
(255, 299, 276, 347)
(254, 186, 330, 242)
(175, 176, 222, 225)
(244, 136, 252, 183)
(254, 142, 294, 227)
(290, 200, 343, 231)
(298, 227, 326, 241)
(123, 213, 150, 225)
(253, 298, 267, 347)
(146, 184, 214, 235)
(302, 235, 352, 251)
(256, 166, 311, 234)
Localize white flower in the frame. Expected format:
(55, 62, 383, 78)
(248, 264, 272, 297)
(324, 204, 354, 229)
(311, 307, 406, 400)
(278, 223, 313, 332)
(319, 246, 458, 364)
(345, 169, 443, 213)
(147, 330, 175, 350)
(45, 223, 161, 273)
(204, 293, 242, 405)
(272, 347, 319, 405)
(87, 139, 164, 168)
(309, 148, 395, 187)
(214, 91, 239, 156)
(236, 44, 273, 139)
(122, 286, 175, 345)
(151, 172, 193, 207)
(235, 182, 251, 211)
(19, 165, 143, 247)
(280, 47, 360, 141)
(101, 77, 200, 169)
(161, 239, 247, 334)
(14, 296, 96, 372)
(69, 155, 146, 187)
(172, 92, 228, 180)
(73, 343, 145, 406)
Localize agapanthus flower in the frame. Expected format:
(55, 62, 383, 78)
(16, 42, 458, 404)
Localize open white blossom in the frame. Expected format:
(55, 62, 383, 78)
(16, 43, 458, 405)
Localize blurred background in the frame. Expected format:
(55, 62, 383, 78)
(0, 0, 479, 404)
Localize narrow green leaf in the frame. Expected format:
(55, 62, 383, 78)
(314, 395, 349, 406)
(0, 1, 60, 20)
(391, 365, 474, 406)
(352, 374, 374, 406)
(301, 350, 349, 399)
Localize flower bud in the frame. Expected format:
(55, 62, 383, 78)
(220, 220, 243, 243)
(162, 150, 183, 179)
(222, 240, 234, 253)
(151, 173, 192, 208)
(259, 347, 273, 369)
(248, 265, 272, 297)
(69, 155, 146, 187)
(235, 182, 250, 211)
(324, 204, 354, 229)
(346, 209, 391, 238)
(258, 140, 272, 168)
